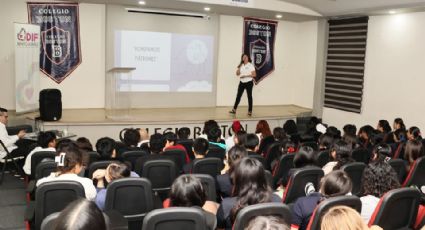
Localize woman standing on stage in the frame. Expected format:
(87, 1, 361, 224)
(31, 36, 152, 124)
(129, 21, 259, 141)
(229, 54, 256, 116)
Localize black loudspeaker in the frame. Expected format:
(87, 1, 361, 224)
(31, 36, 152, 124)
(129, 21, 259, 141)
(39, 89, 62, 121)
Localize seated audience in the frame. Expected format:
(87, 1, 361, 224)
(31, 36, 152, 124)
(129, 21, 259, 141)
(169, 174, 218, 230)
(360, 160, 400, 223)
(358, 125, 374, 150)
(322, 140, 354, 175)
(208, 127, 226, 150)
(392, 128, 407, 158)
(23, 131, 56, 175)
(343, 124, 357, 138)
(183, 138, 209, 173)
(118, 128, 141, 154)
(36, 142, 96, 200)
(95, 137, 120, 161)
(137, 128, 150, 153)
(216, 157, 281, 229)
(225, 120, 243, 152)
(321, 206, 383, 230)
(393, 118, 406, 131)
(54, 198, 106, 230)
(407, 126, 422, 141)
(200, 120, 220, 140)
(177, 127, 191, 140)
(326, 126, 341, 140)
(404, 139, 425, 171)
(245, 133, 260, 155)
(289, 146, 319, 179)
(256, 120, 274, 155)
(163, 132, 190, 163)
(93, 162, 135, 210)
(246, 215, 290, 230)
(76, 137, 93, 152)
(273, 127, 287, 143)
(318, 133, 334, 151)
(342, 134, 358, 150)
(283, 120, 300, 145)
(217, 145, 248, 198)
(376, 120, 393, 143)
(291, 170, 353, 230)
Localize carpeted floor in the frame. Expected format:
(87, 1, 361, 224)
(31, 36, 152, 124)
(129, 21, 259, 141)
(0, 172, 26, 230)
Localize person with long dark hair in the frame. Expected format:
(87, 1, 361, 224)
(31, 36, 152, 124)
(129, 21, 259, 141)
(216, 157, 279, 229)
(229, 54, 256, 116)
(322, 140, 354, 175)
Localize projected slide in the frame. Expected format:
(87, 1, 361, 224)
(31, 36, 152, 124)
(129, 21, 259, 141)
(115, 30, 214, 92)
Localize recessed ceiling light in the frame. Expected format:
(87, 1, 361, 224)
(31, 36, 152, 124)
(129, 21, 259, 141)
(389, 10, 396, 14)
(204, 7, 210, 12)
(138, 1, 146, 5)
(276, 14, 282, 19)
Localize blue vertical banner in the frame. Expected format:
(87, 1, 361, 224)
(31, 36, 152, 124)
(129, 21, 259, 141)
(27, 3, 81, 84)
(243, 17, 277, 84)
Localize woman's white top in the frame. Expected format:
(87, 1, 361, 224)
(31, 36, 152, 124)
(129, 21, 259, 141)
(36, 173, 97, 201)
(238, 62, 255, 83)
(360, 195, 380, 223)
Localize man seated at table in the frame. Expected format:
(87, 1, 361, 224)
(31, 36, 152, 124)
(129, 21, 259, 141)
(0, 107, 29, 161)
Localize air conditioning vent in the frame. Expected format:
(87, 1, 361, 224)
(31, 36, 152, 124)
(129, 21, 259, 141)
(126, 8, 209, 19)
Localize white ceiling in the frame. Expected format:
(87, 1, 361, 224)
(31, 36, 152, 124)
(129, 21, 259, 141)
(279, 0, 425, 16)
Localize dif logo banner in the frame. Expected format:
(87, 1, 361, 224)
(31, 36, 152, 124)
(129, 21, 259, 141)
(16, 27, 39, 47)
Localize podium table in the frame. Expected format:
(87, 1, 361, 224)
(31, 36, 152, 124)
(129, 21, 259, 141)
(106, 67, 136, 120)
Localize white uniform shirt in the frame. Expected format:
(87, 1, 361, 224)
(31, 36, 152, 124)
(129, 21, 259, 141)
(360, 195, 380, 223)
(36, 173, 97, 201)
(238, 63, 255, 83)
(0, 122, 19, 160)
(23, 146, 56, 175)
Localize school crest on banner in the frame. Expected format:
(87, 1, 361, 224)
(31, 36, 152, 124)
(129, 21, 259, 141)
(243, 17, 277, 84)
(28, 3, 81, 84)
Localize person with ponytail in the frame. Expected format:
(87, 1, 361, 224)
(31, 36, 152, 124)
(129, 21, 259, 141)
(393, 118, 406, 131)
(370, 143, 392, 163)
(216, 157, 280, 229)
(404, 139, 425, 171)
(322, 140, 354, 175)
(392, 128, 407, 159)
(407, 126, 423, 141)
(36, 142, 96, 200)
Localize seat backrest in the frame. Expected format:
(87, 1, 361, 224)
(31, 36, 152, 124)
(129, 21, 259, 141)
(105, 177, 154, 230)
(248, 154, 267, 169)
(35, 161, 57, 180)
(351, 148, 370, 164)
(388, 159, 407, 183)
(142, 159, 177, 192)
(340, 162, 366, 196)
(368, 187, 420, 229)
(192, 174, 217, 201)
(233, 203, 292, 230)
(176, 139, 194, 160)
(306, 196, 362, 230)
(84, 151, 100, 166)
(282, 167, 324, 204)
(122, 150, 148, 170)
(272, 154, 295, 189)
(402, 156, 425, 188)
(192, 158, 224, 178)
(206, 147, 225, 161)
(35, 180, 85, 230)
(142, 207, 207, 230)
(316, 150, 330, 168)
(31, 151, 56, 177)
(265, 142, 282, 171)
(87, 160, 117, 179)
(162, 149, 186, 171)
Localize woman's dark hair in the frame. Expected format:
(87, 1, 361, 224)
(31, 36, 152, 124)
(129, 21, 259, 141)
(326, 126, 341, 139)
(231, 158, 272, 222)
(305, 117, 320, 135)
(76, 137, 93, 152)
(123, 128, 141, 147)
(273, 127, 287, 142)
(343, 124, 357, 137)
(378, 120, 392, 133)
(170, 175, 206, 208)
(283, 120, 298, 135)
(150, 133, 166, 154)
(330, 140, 354, 170)
(177, 127, 191, 139)
(238, 53, 252, 67)
(404, 140, 425, 164)
(56, 143, 83, 175)
(361, 161, 400, 197)
(394, 118, 406, 130)
(255, 120, 272, 138)
(394, 128, 407, 142)
(164, 132, 178, 145)
(294, 146, 317, 168)
(235, 130, 247, 146)
(359, 125, 374, 139)
(193, 138, 209, 156)
(37, 131, 56, 148)
(56, 139, 74, 152)
(318, 133, 334, 150)
(227, 145, 248, 175)
(54, 198, 106, 230)
(96, 137, 117, 160)
(320, 170, 352, 198)
(408, 126, 422, 141)
(207, 127, 222, 142)
(371, 143, 392, 163)
(245, 133, 259, 150)
(202, 120, 219, 135)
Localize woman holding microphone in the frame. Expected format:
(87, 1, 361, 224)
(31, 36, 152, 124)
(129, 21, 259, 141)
(229, 54, 256, 116)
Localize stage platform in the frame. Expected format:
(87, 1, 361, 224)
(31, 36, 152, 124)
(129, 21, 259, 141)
(21, 105, 312, 143)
